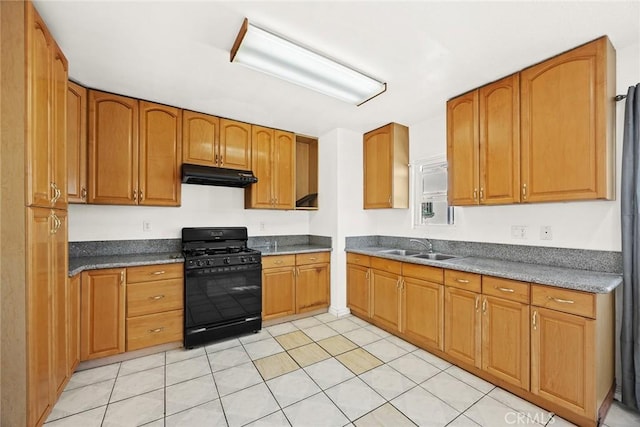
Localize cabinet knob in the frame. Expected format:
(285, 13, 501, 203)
(81, 187, 87, 200)
(133, 190, 137, 202)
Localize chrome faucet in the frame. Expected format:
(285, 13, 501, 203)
(410, 239, 433, 253)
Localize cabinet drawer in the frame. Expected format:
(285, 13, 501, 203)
(347, 253, 370, 267)
(126, 309, 183, 351)
(444, 270, 481, 293)
(482, 276, 529, 304)
(127, 263, 183, 283)
(127, 278, 183, 317)
(371, 257, 402, 275)
(262, 255, 296, 269)
(402, 263, 443, 284)
(531, 285, 595, 318)
(296, 251, 330, 265)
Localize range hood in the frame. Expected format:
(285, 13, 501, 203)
(181, 164, 258, 188)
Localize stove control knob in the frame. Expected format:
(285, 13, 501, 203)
(206, 259, 212, 266)
(196, 260, 203, 267)
(240, 257, 246, 263)
(224, 257, 231, 264)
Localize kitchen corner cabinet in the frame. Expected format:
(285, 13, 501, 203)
(182, 112, 252, 171)
(126, 263, 183, 351)
(262, 252, 330, 320)
(363, 122, 409, 209)
(245, 126, 295, 210)
(67, 81, 88, 203)
(520, 36, 615, 202)
(27, 4, 68, 210)
(346, 254, 371, 318)
(88, 91, 182, 206)
(447, 74, 520, 206)
(81, 268, 126, 360)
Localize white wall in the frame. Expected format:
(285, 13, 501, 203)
(68, 184, 310, 241)
(367, 41, 640, 252)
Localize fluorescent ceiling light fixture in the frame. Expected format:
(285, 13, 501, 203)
(230, 19, 386, 106)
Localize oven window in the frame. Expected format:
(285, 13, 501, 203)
(185, 266, 261, 328)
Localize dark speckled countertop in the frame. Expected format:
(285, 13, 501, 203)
(69, 252, 184, 277)
(347, 247, 621, 294)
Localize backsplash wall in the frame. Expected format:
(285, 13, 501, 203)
(68, 184, 310, 241)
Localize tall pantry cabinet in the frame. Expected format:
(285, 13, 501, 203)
(1, 2, 76, 426)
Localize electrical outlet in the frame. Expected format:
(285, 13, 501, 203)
(142, 221, 152, 232)
(540, 226, 553, 240)
(511, 225, 528, 239)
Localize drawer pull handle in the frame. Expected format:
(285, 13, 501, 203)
(150, 295, 165, 300)
(533, 310, 538, 330)
(274, 260, 283, 264)
(496, 287, 515, 293)
(148, 327, 164, 333)
(475, 296, 480, 311)
(548, 296, 575, 304)
(152, 271, 166, 275)
(309, 257, 317, 261)
(482, 298, 487, 313)
(456, 279, 470, 284)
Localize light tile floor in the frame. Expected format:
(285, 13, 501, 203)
(46, 313, 640, 427)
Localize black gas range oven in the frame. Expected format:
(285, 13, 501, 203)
(182, 227, 262, 348)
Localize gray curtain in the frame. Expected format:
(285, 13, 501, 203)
(622, 83, 640, 410)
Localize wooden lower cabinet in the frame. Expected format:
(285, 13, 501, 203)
(402, 276, 444, 351)
(81, 268, 126, 360)
(531, 307, 595, 417)
(68, 274, 81, 373)
(371, 269, 401, 331)
(482, 295, 529, 389)
(126, 310, 183, 351)
(347, 263, 370, 318)
(262, 252, 330, 320)
(445, 286, 481, 368)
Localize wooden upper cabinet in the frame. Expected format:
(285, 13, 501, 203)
(447, 91, 479, 206)
(520, 36, 615, 203)
(182, 110, 219, 167)
(246, 126, 295, 209)
(273, 130, 295, 209)
(26, 5, 68, 210)
(67, 81, 88, 203)
(220, 119, 252, 170)
(139, 101, 182, 206)
(88, 90, 139, 205)
(363, 122, 409, 209)
(479, 74, 520, 204)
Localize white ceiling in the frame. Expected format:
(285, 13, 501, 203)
(34, 0, 640, 137)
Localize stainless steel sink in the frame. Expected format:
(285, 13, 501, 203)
(410, 253, 458, 261)
(377, 249, 422, 256)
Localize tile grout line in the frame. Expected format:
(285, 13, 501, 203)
(100, 361, 122, 426)
(202, 343, 231, 426)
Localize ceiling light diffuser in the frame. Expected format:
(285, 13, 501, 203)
(230, 18, 386, 106)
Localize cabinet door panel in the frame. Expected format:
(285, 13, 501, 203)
(371, 270, 400, 331)
(67, 82, 88, 203)
(296, 264, 330, 313)
(27, 207, 53, 426)
(531, 307, 595, 416)
(403, 277, 443, 351)
(274, 131, 295, 209)
(262, 267, 295, 320)
(139, 101, 181, 206)
(247, 126, 274, 208)
(52, 210, 68, 396)
(447, 91, 479, 206)
(220, 119, 251, 170)
(51, 44, 68, 209)
(521, 38, 613, 202)
(482, 296, 529, 389)
(479, 75, 520, 204)
(182, 110, 218, 167)
(444, 287, 481, 368)
(363, 127, 393, 208)
(27, 11, 52, 208)
(88, 91, 139, 205)
(68, 274, 81, 374)
(81, 268, 126, 360)
(347, 264, 370, 318)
